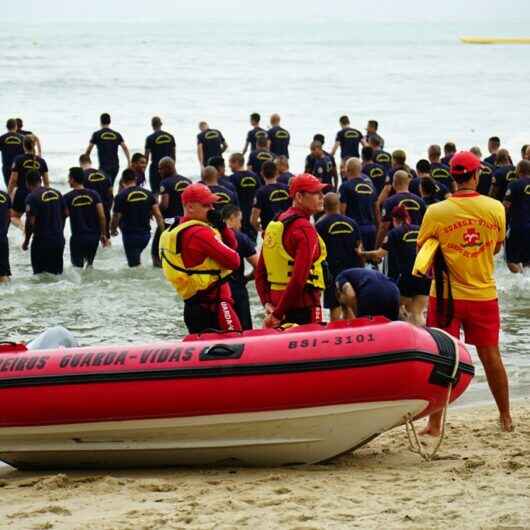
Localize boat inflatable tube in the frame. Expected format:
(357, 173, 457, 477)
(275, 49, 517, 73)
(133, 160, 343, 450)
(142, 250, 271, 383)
(0, 318, 474, 469)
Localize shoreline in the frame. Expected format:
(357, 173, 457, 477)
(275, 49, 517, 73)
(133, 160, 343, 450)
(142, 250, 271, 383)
(0, 400, 528, 529)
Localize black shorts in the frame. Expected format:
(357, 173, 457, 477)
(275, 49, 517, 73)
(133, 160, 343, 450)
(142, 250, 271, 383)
(359, 224, 376, 251)
(70, 235, 99, 268)
(506, 226, 530, 264)
(31, 238, 65, 275)
(184, 299, 220, 334)
(0, 237, 11, 277)
(398, 274, 431, 298)
(102, 167, 119, 186)
(230, 282, 253, 330)
(12, 188, 28, 214)
(357, 284, 400, 321)
(122, 231, 150, 267)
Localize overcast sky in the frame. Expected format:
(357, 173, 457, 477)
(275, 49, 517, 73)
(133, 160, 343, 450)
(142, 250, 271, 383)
(4, 0, 530, 21)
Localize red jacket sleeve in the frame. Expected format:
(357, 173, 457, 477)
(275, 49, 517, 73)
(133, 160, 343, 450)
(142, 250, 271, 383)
(273, 222, 319, 319)
(183, 226, 240, 271)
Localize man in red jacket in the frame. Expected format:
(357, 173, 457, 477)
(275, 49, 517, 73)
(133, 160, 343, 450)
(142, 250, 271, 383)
(256, 173, 327, 327)
(160, 183, 241, 333)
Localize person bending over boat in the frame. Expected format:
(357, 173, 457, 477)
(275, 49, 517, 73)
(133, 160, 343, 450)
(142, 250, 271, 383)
(256, 173, 327, 328)
(417, 151, 512, 434)
(159, 183, 242, 333)
(335, 268, 400, 321)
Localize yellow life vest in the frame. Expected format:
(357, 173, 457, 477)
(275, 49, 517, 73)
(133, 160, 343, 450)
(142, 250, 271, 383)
(159, 220, 233, 300)
(262, 216, 327, 291)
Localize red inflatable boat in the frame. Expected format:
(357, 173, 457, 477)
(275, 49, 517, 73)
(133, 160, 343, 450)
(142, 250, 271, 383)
(0, 319, 473, 469)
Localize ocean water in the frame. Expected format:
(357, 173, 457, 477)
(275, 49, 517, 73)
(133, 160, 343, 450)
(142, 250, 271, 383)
(1, 18, 529, 404)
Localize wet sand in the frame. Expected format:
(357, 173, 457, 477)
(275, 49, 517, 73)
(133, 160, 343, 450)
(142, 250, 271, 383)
(0, 400, 528, 530)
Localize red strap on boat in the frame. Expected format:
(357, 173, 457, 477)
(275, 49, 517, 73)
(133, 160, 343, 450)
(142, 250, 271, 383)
(0, 343, 28, 354)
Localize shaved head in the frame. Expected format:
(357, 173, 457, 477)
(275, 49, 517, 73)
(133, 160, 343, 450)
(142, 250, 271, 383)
(202, 165, 218, 184)
(324, 192, 340, 212)
(393, 170, 411, 190)
(271, 113, 281, 125)
(345, 157, 362, 177)
(517, 160, 530, 177)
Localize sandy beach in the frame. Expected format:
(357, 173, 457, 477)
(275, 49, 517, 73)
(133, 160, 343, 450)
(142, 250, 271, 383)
(0, 400, 528, 530)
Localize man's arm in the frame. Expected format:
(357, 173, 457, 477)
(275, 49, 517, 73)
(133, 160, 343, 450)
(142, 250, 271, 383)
(250, 207, 261, 233)
(42, 171, 50, 188)
(159, 192, 169, 214)
(120, 142, 131, 167)
(375, 221, 390, 248)
(331, 166, 339, 191)
(7, 171, 18, 197)
(110, 212, 121, 236)
(220, 140, 228, 154)
(197, 143, 204, 167)
(22, 213, 34, 251)
(34, 135, 42, 157)
(170, 142, 176, 161)
(151, 204, 166, 233)
(242, 139, 250, 156)
(339, 202, 347, 215)
(144, 148, 151, 166)
(95, 203, 109, 246)
(330, 141, 340, 157)
(85, 143, 94, 156)
(189, 226, 240, 270)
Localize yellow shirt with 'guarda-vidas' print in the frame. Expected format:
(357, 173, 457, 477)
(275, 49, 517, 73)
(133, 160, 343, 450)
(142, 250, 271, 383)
(417, 191, 506, 301)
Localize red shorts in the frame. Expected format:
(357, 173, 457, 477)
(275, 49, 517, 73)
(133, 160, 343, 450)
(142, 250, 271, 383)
(426, 297, 500, 348)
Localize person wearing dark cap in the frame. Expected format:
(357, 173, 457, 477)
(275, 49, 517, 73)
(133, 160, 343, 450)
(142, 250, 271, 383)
(255, 173, 327, 327)
(242, 113, 268, 156)
(22, 170, 65, 275)
(63, 167, 109, 268)
(110, 170, 164, 267)
(159, 183, 241, 333)
(85, 113, 130, 185)
(417, 151, 512, 435)
(144, 116, 176, 194)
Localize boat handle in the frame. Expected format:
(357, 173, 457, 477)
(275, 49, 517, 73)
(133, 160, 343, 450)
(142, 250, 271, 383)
(199, 343, 244, 361)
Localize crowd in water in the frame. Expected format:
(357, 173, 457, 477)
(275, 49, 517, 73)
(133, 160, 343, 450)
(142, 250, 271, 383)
(0, 112, 529, 329)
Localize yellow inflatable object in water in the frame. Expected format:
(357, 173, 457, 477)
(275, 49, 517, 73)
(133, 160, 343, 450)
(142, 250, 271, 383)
(461, 36, 530, 45)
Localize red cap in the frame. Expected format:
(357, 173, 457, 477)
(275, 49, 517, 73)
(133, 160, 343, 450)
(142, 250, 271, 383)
(181, 183, 219, 205)
(289, 173, 327, 198)
(450, 151, 481, 176)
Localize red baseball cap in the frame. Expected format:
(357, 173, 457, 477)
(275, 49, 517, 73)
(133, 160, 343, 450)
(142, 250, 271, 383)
(450, 151, 482, 176)
(181, 183, 219, 205)
(289, 173, 327, 198)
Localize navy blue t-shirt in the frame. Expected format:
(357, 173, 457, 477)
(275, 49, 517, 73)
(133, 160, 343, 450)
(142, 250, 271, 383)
(305, 150, 336, 173)
(145, 130, 176, 175)
(311, 155, 335, 187)
(90, 127, 124, 171)
(113, 186, 156, 234)
(253, 182, 291, 230)
(219, 175, 237, 194)
(316, 213, 362, 276)
(84, 169, 113, 211)
(248, 149, 274, 176)
(206, 184, 238, 211)
(159, 174, 191, 219)
(197, 129, 225, 164)
(277, 171, 294, 186)
(63, 188, 102, 237)
(335, 127, 362, 159)
(409, 177, 448, 201)
(477, 164, 494, 196)
(382, 224, 420, 277)
(484, 153, 497, 166)
(231, 231, 257, 287)
(246, 127, 268, 152)
(504, 177, 530, 228)
(26, 187, 64, 241)
(374, 149, 392, 170)
(492, 165, 517, 200)
(230, 170, 263, 223)
(339, 178, 377, 226)
(0, 132, 24, 171)
(0, 191, 11, 238)
(381, 192, 426, 225)
(430, 162, 453, 190)
(12, 154, 48, 192)
(362, 162, 387, 195)
(267, 126, 290, 157)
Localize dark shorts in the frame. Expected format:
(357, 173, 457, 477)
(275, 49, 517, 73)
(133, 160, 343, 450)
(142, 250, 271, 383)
(230, 282, 253, 330)
(70, 235, 99, 268)
(12, 188, 28, 214)
(102, 167, 119, 186)
(31, 238, 65, 275)
(505, 226, 530, 264)
(0, 237, 10, 277)
(359, 224, 376, 251)
(122, 231, 150, 267)
(398, 274, 431, 298)
(184, 297, 242, 334)
(357, 284, 400, 321)
(284, 306, 323, 325)
(427, 297, 500, 347)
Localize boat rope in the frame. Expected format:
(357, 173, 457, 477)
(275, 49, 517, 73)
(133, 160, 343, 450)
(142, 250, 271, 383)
(405, 332, 460, 462)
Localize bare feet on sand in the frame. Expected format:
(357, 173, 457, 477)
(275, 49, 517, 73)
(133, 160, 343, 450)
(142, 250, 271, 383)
(500, 414, 514, 432)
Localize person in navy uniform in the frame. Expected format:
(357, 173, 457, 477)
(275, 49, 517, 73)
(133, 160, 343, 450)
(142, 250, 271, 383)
(201, 166, 238, 213)
(410, 159, 448, 201)
(276, 156, 294, 186)
(85, 113, 130, 185)
(223, 204, 258, 330)
(369, 135, 392, 172)
(441, 142, 457, 166)
(428, 144, 454, 192)
(247, 136, 274, 177)
(63, 167, 109, 268)
(363, 120, 385, 149)
(339, 158, 378, 251)
(229, 152, 262, 242)
(22, 170, 65, 275)
(307, 141, 338, 191)
(361, 146, 387, 195)
(15, 118, 42, 156)
(503, 160, 530, 273)
(491, 149, 516, 201)
(267, 114, 290, 158)
(197, 121, 227, 169)
(0, 189, 12, 282)
(0, 119, 24, 187)
(110, 170, 165, 267)
(144, 116, 176, 194)
(331, 115, 363, 162)
(251, 161, 290, 233)
(208, 156, 237, 193)
(305, 134, 337, 174)
(317, 192, 363, 321)
(242, 113, 268, 156)
(484, 136, 501, 166)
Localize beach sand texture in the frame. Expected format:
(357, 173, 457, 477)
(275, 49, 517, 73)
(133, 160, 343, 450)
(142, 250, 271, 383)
(0, 401, 528, 530)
